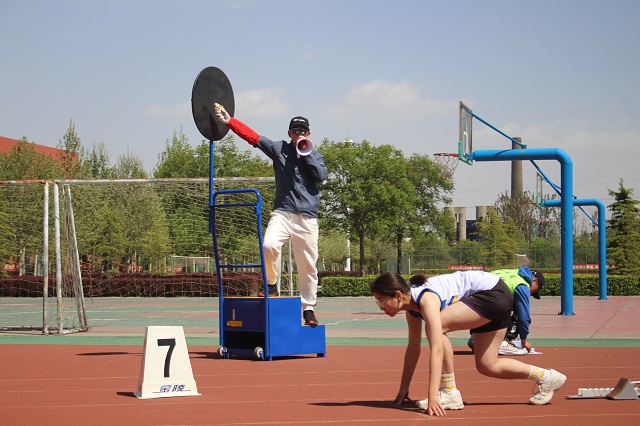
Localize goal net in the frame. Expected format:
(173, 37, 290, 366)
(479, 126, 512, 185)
(0, 177, 280, 334)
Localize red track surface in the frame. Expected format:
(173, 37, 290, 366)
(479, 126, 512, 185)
(1, 345, 638, 425)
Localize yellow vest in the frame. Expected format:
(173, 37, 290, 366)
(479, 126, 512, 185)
(491, 269, 531, 294)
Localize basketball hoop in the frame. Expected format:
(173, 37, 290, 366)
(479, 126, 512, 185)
(519, 201, 541, 209)
(433, 153, 459, 180)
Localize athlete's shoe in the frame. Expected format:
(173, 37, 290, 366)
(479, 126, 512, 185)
(257, 284, 279, 297)
(303, 310, 318, 326)
(416, 389, 464, 411)
(529, 369, 567, 405)
(499, 341, 528, 356)
(467, 337, 475, 353)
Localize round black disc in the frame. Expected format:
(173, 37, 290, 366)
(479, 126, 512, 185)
(191, 67, 235, 141)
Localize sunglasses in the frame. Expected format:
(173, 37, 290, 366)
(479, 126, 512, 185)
(375, 296, 393, 308)
(290, 127, 308, 135)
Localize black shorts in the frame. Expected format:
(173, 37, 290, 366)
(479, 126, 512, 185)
(461, 279, 513, 334)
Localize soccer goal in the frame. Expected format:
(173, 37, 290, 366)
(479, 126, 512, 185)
(0, 177, 280, 334)
(0, 180, 87, 334)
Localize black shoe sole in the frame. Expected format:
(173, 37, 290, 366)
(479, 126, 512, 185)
(303, 312, 318, 326)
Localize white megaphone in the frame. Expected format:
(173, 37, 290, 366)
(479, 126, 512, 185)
(296, 138, 314, 157)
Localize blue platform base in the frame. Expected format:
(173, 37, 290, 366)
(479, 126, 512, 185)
(219, 296, 326, 361)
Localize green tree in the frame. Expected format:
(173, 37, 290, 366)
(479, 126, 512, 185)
(319, 140, 453, 275)
(527, 237, 561, 268)
(494, 191, 538, 242)
(573, 207, 599, 265)
(368, 146, 413, 273)
(366, 236, 395, 274)
(395, 153, 454, 271)
(0, 206, 14, 275)
(411, 234, 453, 270)
(93, 204, 128, 272)
(83, 141, 115, 179)
(318, 227, 349, 271)
(117, 183, 168, 271)
(114, 151, 148, 178)
(153, 131, 269, 261)
(70, 184, 116, 272)
(448, 239, 484, 267)
(154, 130, 271, 179)
(0, 137, 61, 180)
(535, 194, 562, 242)
(475, 209, 520, 269)
(212, 135, 272, 178)
(141, 213, 172, 273)
(607, 179, 640, 273)
(153, 128, 198, 178)
(320, 140, 392, 275)
(57, 119, 83, 178)
(0, 138, 61, 274)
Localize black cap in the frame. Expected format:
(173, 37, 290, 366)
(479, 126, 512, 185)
(289, 116, 310, 131)
(531, 270, 545, 299)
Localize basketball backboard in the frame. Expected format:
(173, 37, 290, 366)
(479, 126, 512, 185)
(459, 101, 473, 164)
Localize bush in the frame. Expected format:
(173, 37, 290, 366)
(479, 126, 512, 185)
(0, 272, 264, 297)
(2, 271, 638, 297)
(320, 271, 640, 297)
(532, 273, 640, 297)
(320, 276, 372, 297)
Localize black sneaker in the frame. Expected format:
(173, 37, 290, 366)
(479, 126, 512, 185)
(258, 284, 279, 297)
(303, 310, 318, 326)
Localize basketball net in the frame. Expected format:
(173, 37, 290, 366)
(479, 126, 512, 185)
(433, 153, 459, 180)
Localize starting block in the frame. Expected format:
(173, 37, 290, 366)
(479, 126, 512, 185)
(134, 326, 201, 399)
(566, 378, 639, 400)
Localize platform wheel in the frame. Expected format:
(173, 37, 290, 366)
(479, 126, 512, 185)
(254, 346, 264, 360)
(218, 346, 228, 358)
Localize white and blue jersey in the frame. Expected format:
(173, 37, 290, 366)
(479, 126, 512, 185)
(409, 271, 500, 318)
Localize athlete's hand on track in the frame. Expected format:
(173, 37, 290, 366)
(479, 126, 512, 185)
(425, 394, 446, 416)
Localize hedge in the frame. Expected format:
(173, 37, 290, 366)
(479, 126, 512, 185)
(1, 272, 638, 297)
(320, 273, 640, 297)
(0, 272, 264, 297)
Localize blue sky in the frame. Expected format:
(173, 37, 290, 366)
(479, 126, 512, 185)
(2, 0, 639, 219)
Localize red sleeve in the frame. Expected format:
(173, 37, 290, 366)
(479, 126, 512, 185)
(227, 117, 260, 146)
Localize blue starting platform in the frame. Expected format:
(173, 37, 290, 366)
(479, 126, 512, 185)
(219, 296, 326, 361)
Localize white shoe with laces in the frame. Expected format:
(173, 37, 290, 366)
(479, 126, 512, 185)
(499, 341, 528, 356)
(530, 369, 567, 405)
(415, 389, 464, 411)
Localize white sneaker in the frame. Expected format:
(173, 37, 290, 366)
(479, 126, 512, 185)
(499, 341, 528, 356)
(530, 369, 567, 405)
(510, 339, 524, 349)
(416, 389, 464, 410)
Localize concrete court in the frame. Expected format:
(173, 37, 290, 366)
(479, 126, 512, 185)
(1, 295, 639, 347)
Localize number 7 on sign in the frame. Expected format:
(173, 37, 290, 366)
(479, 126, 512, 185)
(134, 326, 200, 399)
(157, 338, 176, 377)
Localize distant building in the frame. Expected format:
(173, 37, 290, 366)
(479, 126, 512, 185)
(0, 135, 65, 159)
(445, 205, 494, 243)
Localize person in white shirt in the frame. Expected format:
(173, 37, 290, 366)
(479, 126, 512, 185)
(370, 271, 566, 416)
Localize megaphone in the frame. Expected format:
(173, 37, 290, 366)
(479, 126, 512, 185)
(296, 138, 314, 157)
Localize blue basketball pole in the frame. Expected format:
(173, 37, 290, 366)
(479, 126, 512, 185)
(542, 198, 607, 300)
(468, 148, 575, 315)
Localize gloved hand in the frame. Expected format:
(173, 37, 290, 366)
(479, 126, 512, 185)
(213, 103, 230, 124)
